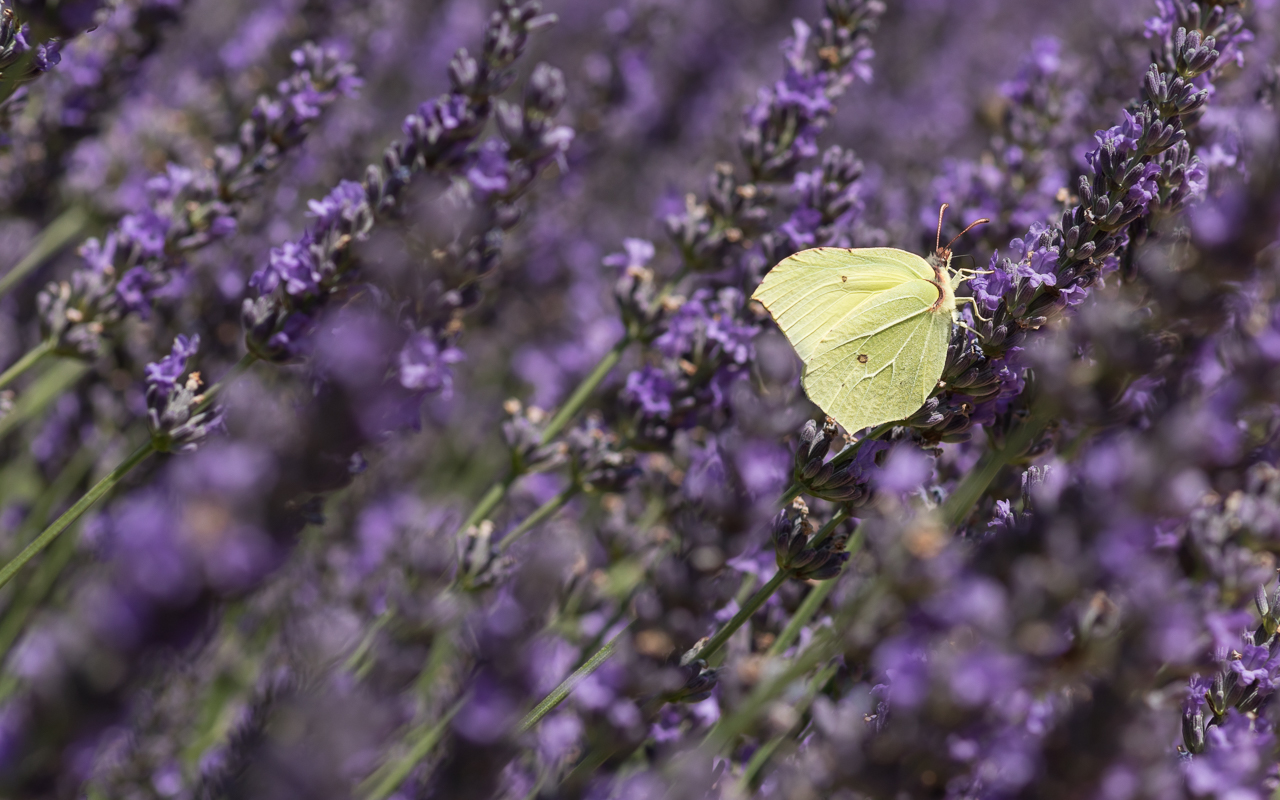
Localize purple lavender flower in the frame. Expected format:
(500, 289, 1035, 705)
(144, 333, 200, 392)
(144, 334, 224, 452)
(1184, 711, 1275, 800)
(242, 4, 566, 363)
(250, 239, 321, 297)
(1229, 644, 1279, 690)
(33, 41, 361, 357)
(602, 238, 655, 271)
(397, 331, 465, 398)
(622, 365, 674, 419)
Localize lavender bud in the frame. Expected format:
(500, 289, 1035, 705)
(525, 62, 566, 116)
(1077, 175, 1094, 205)
(772, 505, 810, 570)
(1182, 706, 1207, 754)
(501, 401, 567, 473)
(1174, 28, 1220, 78)
(448, 48, 480, 95)
(494, 99, 525, 143)
(1209, 672, 1227, 716)
(458, 520, 511, 589)
(904, 397, 945, 428)
(794, 418, 838, 477)
(668, 659, 721, 704)
(794, 551, 850, 581)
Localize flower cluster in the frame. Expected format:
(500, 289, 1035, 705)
(241, 0, 566, 363)
(0, 0, 188, 213)
(35, 42, 360, 356)
(143, 334, 223, 452)
(0, 0, 97, 113)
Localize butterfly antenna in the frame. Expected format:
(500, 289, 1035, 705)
(945, 217, 991, 251)
(935, 203, 949, 253)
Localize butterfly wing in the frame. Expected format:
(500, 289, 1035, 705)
(801, 277, 952, 434)
(751, 247, 933, 363)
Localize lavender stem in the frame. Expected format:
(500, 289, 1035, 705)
(696, 505, 851, 667)
(0, 337, 53, 391)
(515, 623, 632, 735)
(0, 439, 154, 591)
(497, 483, 580, 553)
(454, 334, 632, 536)
(0, 205, 89, 298)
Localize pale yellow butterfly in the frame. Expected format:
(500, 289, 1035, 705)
(752, 205, 989, 434)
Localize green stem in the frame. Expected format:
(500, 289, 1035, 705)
(775, 482, 802, 507)
(562, 741, 614, 790)
(830, 421, 895, 467)
(762, 513, 855, 658)
(0, 445, 96, 562)
(540, 335, 631, 445)
(697, 569, 789, 665)
(704, 576, 887, 753)
(196, 351, 259, 413)
(0, 52, 36, 106)
(412, 629, 457, 698)
(519, 773, 549, 800)
(456, 478, 513, 536)
(806, 507, 850, 549)
(734, 661, 840, 791)
(693, 510, 847, 667)
(769, 572, 837, 657)
(939, 404, 1051, 528)
(516, 623, 632, 734)
(0, 206, 91, 298)
(0, 339, 54, 392)
(0, 446, 97, 641)
(0, 351, 258, 590)
(453, 336, 633, 536)
(0, 441, 155, 591)
(704, 633, 837, 750)
(498, 483, 580, 553)
(768, 537, 860, 655)
(0, 359, 87, 443)
(357, 696, 467, 800)
(343, 609, 393, 678)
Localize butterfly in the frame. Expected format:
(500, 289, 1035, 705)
(751, 205, 988, 434)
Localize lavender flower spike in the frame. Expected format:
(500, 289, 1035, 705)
(242, 0, 563, 362)
(0, 0, 103, 108)
(36, 42, 361, 358)
(145, 334, 224, 452)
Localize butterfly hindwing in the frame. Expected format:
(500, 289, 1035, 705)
(801, 276, 950, 434)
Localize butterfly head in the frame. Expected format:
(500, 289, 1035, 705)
(930, 204, 992, 322)
(933, 203, 990, 264)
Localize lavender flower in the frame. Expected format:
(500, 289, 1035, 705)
(144, 334, 223, 451)
(242, 0, 565, 363)
(35, 42, 360, 357)
(0, 0, 103, 109)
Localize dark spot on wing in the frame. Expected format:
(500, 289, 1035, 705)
(857, 354, 868, 363)
(841, 275, 848, 282)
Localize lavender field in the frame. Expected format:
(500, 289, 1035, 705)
(0, 0, 1277, 797)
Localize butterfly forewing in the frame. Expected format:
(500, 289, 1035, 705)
(752, 247, 933, 363)
(801, 277, 950, 434)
